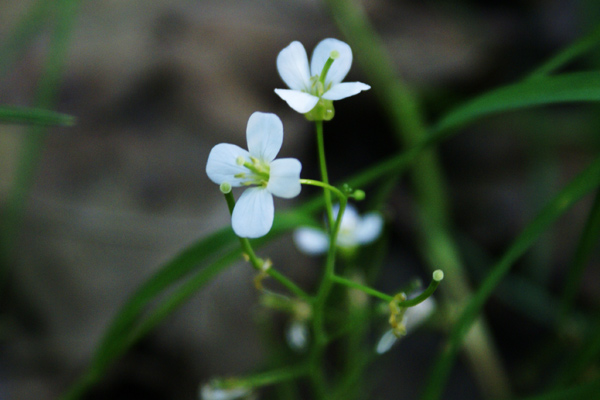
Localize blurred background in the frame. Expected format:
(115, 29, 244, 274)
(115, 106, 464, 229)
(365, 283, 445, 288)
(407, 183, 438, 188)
(1, 0, 600, 399)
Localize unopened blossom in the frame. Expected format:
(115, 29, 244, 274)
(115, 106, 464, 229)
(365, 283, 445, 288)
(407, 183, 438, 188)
(206, 112, 301, 238)
(293, 204, 383, 255)
(275, 38, 370, 120)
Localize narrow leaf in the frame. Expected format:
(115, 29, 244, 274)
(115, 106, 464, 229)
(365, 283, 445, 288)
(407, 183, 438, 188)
(433, 72, 600, 136)
(0, 105, 75, 126)
(421, 155, 600, 400)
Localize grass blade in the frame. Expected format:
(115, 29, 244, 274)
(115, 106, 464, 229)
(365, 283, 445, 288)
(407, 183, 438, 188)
(61, 210, 312, 399)
(420, 155, 600, 400)
(432, 72, 600, 136)
(528, 23, 600, 78)
(557, 190, 600, 323)
(0, 105, 75, 126)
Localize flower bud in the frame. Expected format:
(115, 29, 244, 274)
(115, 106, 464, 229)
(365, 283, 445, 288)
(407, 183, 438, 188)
(353, 190, 366, 201)
(220, 182, 232, 194)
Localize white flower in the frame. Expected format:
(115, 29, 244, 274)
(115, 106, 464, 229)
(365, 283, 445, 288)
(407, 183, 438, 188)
(275, 38, 370, 120)
(286, 319, 310, 352)
(206, 112, 302, 238)
(375, 297, 436, 354)
(200, 383, 252, 400)
(293, 204, 383, 255)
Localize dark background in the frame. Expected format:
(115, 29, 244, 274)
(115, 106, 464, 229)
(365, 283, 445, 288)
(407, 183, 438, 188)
(1, 0, 599, 398)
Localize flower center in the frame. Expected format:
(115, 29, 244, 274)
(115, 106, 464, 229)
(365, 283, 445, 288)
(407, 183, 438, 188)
(306, 50, 339, 97)
(235, 156, 270, 188)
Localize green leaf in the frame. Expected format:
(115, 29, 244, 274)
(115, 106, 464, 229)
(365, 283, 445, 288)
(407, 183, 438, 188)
(554, 317, 600, 388)
(94, 227, 238, 359)
(61, 210, 312, 400)
(0, 105, 75, 126)
(420, 155, 600, 400)
(432, 72, 600, 136)
(557, 189, 600, 323)
(528, 23, 600, 78)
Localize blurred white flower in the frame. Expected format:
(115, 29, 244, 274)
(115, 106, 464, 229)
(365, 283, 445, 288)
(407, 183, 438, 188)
(286, 320, 310, 352)
(376, 297, 436, 354)
(294, 204, 383, 255)
(206, 112, 301, 238)
(200, 383, 252, 400)
(275, 38, 370, 119)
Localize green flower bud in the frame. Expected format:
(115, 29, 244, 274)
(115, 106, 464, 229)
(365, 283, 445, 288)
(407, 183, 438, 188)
(353, 190, 366, 201)
(219, 182, 232, 194)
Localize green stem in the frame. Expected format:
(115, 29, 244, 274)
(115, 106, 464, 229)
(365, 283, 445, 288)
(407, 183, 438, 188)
(324, 1, 510, 398)
(308, 194, 348, 398)
(223, 191, 311, 301)
(235, 364, 310, 389)
(300, 178, 346, 200)
(330, 270, 443, 306)
(401, 271, 443, 307)
(330, 274, 392, 302)
(316, 120, 334, 230)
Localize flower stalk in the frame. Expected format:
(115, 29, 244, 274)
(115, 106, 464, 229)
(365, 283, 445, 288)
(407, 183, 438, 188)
(223, 190, 311, 301)
(316, 120, 334, 230)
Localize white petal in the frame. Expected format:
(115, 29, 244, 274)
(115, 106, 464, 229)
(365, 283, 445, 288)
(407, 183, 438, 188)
(335, 203, 360, 248)
(404, 297, 436, 332)
(375, 329, 398, 354)
(200, 384, 251, 400)
(277, 41, 311, 91)
(335, 203, 359, 231)
(286, 320, 309, 352)
(311, 38, 353, 85)
(322, 82, 371, 100)
(267, 158, 302, 198)
(293, 227, 329, 255)
(354, 212, 384, 244)
(274, 89, 319, 114)
(232, 188, 274, 238)
(205, 143, 250, 186)
(246, 112, 283, 162)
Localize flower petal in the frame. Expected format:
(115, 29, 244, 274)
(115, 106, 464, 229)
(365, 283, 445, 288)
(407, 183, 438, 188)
(200, 384, 251, 400)
(277, 41, 311, 91)
(335, 203, 359, 231)
(354, 212, 384, 244)
(205, 143, 250, 186)
(232, 188, 274, 238)
(375, 329, 398, 355)
(404, 297, 436, 331)
(267, 158, 302, 198)
(274, 89, 319, 114)
(246, 112, 283, 162)
(322, 82, 371, 101)
(310, 38, 353, 85)
(286, 320, 309, 352)
(294, 227, 329, 255)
